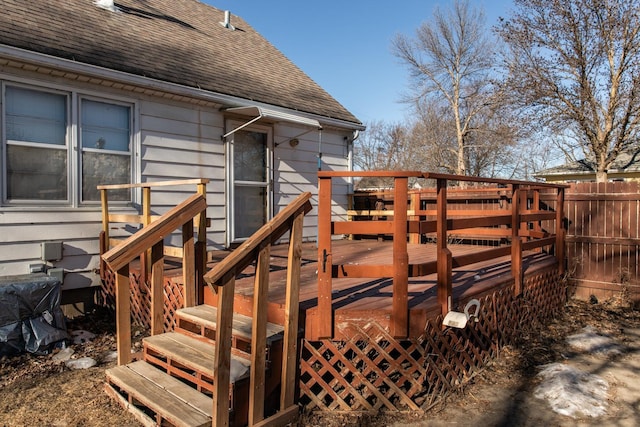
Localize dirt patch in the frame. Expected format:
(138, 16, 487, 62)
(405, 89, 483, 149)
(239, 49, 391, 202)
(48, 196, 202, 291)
(0, 308, 140, 427)
(1, 300, 639, 427)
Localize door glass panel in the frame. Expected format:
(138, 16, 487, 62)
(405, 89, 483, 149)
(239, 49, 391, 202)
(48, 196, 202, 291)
(234, 185, 267, 238)
(234, 130, 266, 182)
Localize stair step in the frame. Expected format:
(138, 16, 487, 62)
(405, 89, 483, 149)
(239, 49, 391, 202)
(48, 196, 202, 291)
(144, 332, 251, 384)
(176, 304, 285, 344)
(106, 360, 211, 427)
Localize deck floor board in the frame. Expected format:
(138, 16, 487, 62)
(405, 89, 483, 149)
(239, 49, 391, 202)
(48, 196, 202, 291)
(222, 240, 556, 312)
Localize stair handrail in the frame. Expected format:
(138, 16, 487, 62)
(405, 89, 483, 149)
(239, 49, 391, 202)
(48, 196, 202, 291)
(203, 191, 312, 427)
(102, 193, 208, 365)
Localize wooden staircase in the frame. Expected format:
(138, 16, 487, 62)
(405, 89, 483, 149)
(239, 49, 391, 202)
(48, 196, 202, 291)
(105, 305, 284, 427)
(99, 188, 312, 427)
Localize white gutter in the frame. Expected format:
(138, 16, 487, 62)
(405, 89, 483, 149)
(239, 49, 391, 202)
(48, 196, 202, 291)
(0, 44, 365, 131)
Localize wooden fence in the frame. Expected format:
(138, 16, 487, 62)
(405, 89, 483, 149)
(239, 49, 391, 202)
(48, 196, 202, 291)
(564, 182, 640, 303)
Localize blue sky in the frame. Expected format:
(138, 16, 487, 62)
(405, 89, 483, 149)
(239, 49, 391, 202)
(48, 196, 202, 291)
(208, 1, 515, 125)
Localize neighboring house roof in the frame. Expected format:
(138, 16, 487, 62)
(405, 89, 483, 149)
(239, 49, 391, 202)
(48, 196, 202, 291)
(0, 0, 361, 127)
(536, 147, 640, 181)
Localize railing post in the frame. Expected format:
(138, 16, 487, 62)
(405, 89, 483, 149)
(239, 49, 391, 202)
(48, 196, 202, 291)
(532, 189, 542, 252)
(317, 176, 333, 339)
(140, 186, 152, 285)
(391, 176, 409, 338)
(436, 178, 452, 316)
(115, 264, 131, 365)
(182, 220, 196, 308)
(150, 241, 164, 335)
(511, 184, 523, 295)
(196, 183, 207, 304)
(556, 187, 566, 274)
(100, 189, 110, 278)
(212, 274, 235, 427)
(249, 244, 269, 425)
(281, 211, 304, 410)
(409, 191, 421, 244)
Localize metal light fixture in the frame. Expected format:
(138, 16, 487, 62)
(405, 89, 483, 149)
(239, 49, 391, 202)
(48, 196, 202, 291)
(442, 299, 481, 328)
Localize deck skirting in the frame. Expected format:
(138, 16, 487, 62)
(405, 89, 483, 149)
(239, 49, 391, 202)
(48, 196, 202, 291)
(100, 269, 185, 332)
(298, 266, 565, 413)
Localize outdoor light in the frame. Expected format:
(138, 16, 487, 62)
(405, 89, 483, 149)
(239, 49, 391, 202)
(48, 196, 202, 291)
(442, 299, 481, 329)
(289, 138, 299, 147)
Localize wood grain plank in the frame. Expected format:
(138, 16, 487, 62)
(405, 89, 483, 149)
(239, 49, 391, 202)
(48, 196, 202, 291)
(106, 364, 211, 427)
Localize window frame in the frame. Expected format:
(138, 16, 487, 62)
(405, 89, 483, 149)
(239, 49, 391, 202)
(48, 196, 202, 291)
(1, 80, 139, 208)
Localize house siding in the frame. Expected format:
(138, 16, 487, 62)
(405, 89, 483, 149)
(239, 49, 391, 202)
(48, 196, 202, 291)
(0, 66, 352, 291)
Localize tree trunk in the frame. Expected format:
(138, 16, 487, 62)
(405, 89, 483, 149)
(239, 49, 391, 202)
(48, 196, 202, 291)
(596, 170, 607, 183)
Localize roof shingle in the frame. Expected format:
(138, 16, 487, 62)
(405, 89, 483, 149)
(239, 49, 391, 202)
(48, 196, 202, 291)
(0, 0, 361, 125)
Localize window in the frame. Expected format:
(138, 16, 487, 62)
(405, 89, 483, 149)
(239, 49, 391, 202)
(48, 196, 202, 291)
(5, 86, 68, 201)
(80, 99, 131, 202)
(2, 84, 134, 205)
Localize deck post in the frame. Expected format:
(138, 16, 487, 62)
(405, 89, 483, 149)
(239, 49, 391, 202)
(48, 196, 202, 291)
(317, 176, 333, 339)
(436, 178, 452, 316)
(511, 185, 523, 295)
(391, 176, 409, 338)
(150, 241, 164, 336)
(182, 220, 196, 307)
(556, 187, 566, 274)
(115, 264, 131, 366)
(409, 191, 421, 244)
(212, 274, 235, 427)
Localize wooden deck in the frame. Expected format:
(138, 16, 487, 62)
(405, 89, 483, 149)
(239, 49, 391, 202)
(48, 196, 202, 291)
(98, 174, 568, 420)
(200, 239, 557, 339)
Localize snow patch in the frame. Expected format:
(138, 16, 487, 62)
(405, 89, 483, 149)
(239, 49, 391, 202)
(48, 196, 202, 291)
(534, 363, 609, 418)
(566, 325, 621, 354)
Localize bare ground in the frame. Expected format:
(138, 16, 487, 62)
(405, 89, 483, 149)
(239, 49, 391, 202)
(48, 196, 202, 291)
(1, 299, 639, 427)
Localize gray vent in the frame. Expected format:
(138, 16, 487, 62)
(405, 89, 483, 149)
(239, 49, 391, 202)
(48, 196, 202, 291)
(220, 10, 235, 30)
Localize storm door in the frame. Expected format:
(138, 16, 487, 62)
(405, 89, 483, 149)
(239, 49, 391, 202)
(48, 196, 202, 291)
(227, 125, 272, 243)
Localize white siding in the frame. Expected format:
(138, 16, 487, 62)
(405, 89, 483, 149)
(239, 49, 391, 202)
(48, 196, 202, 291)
(0, 68, 354, 291)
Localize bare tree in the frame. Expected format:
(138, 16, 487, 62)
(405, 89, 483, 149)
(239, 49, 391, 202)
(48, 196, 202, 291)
(497, 0, 640, 182)
(353, 120, 412, 188)
(392, 0, 497, 176)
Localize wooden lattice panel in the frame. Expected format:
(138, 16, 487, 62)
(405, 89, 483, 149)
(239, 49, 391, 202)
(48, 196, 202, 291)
(300, 266, 566, 413)
(100, 267, 184, 332)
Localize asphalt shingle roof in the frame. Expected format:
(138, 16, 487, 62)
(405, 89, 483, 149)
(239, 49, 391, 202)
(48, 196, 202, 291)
(0, 0, 361, 125)
(537, 147, 640, 177)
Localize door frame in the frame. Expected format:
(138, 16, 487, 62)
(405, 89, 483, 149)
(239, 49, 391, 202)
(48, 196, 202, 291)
(225, 119, 273, 245)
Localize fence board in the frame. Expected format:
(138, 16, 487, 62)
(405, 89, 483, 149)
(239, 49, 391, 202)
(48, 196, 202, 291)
(565, 182, 640, 303)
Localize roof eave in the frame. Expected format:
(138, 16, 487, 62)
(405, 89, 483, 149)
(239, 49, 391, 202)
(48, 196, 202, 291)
(0, 44, 365, 131)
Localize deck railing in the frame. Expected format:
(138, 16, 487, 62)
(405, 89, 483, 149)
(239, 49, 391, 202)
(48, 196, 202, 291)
(101, 191, 208, 365)
(317, 171, 568, 340)
(98, 179, 209, 295)
(203, 192, 312, 427)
